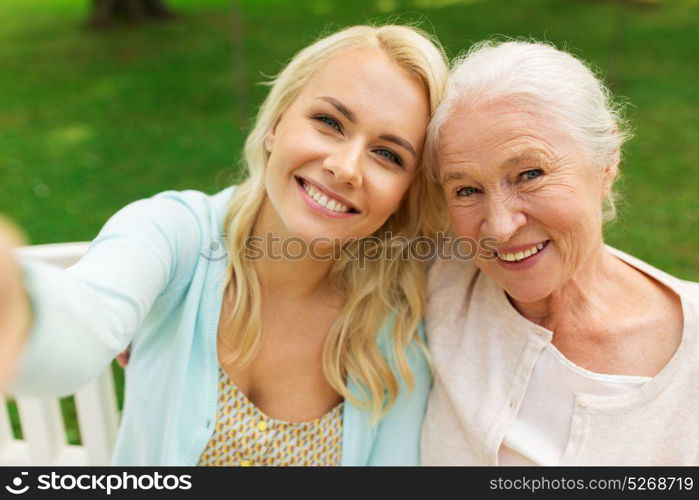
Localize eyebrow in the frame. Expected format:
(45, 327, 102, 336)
(380, 134, 417, 159)
(317, 96, 418, 159)
(502, 150, 554, 167)
(317, 96, 355, 123)
(440, 149, 553, 184)
(441, 170, 469, 184)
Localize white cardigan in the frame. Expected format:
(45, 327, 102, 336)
(421, 246, 699, 465)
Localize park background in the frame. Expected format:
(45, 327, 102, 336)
(1, 0, 697, 447)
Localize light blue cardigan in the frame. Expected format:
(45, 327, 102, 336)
(11, 187, 431, 466)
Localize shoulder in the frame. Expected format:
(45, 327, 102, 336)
(606, 245, 699, 303)
(142, 186, 234, 232)
(680, 279, 699, 297)
(108, 187, 234, 248)
(427, 255, 480, 325)
(375, 315, 425, 358)
(90, 187, 235, 290)
(375, 317, 431, 389)
(605, 246, 699, 341)
(678, 280, 699, 325)
(361, 318, 430, 465)
(428, 253, 479, 296)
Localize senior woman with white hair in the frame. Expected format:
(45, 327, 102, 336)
(422, 40, 699, 465)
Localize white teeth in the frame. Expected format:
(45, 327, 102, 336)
(301, 180, 351, 213)
(499, 242, 546, 263)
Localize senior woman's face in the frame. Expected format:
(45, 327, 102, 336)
(438, 101, 614, 303)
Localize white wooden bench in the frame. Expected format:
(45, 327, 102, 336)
(0, 242, 120, 466)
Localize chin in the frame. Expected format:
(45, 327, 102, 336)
(501, 280, 555, 305)
(285, 218, 348, 244)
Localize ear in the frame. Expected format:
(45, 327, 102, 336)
(264, 130, 274, 153)
(600, 150, 620, 200)
(264, 117, 282, 154)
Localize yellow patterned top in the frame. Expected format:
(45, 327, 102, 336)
(198, 367, 343, 466)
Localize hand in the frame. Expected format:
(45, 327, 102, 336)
(0, 216, 31, 392)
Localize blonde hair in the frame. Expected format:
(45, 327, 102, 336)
(221, 24, 448, 419)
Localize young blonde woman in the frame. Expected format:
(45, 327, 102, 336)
(0, 25, 448, 466)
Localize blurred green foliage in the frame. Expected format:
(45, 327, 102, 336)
(1, 0, 697, 278)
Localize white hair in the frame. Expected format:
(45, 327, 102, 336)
(428, 39, 633, 221)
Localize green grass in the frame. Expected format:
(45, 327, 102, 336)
(1, 0, 696, 277)
(1, 0, 697, 446)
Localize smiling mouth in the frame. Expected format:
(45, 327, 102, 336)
(295, 176, 359, 214)
(497, 240, 550, 263)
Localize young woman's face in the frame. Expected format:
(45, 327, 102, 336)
(262, 48, 430, 246)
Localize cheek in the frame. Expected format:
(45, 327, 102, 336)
(525, 190, 602, 274)
(524, 182, 598, 235)
(270, 128, 326, 174)
(369, 172, 412, 215)
(448, 205, 480, 238)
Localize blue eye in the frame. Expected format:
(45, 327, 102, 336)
(456, 186, 480, 197)
(375, 148, 403, 167)
(314, 114, 342, 132)
(521, 169, 543, 181)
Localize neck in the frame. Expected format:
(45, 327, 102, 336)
(251, 196, 337, 301)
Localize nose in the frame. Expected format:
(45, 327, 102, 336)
(322, 141, 364, 188)
(481, 194, 527, 244)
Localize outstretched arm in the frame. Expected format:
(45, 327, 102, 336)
(2, 193, 202, 397)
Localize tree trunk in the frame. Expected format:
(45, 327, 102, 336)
(89, 0, 174, 29)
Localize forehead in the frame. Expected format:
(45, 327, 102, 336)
(437, 100, 576, 170)
(295, 48, 430, 130)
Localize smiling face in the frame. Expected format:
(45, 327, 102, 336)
(438, 100, 616, 303)
(260, 47, 430, 246)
